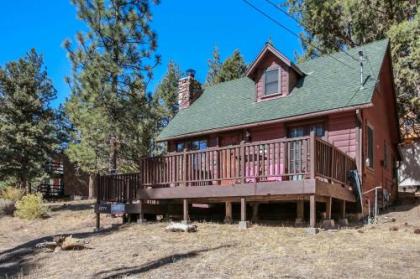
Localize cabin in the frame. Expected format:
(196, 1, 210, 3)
(95, 39, 400, 228)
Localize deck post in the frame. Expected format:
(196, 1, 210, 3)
(340, 200, 346, 218)
(224, 201, 233, 224)
(137, 200, 145, 224)
(183, 199, 189, 224)
(338, 200, 348, 226)
(240, 140, 245, 184)
(295, 200, 305, 225)
(309, 130, 316, 179)
(239, 197, 249, 229)
(326, 197, 332, 219)
(309, 195, 316, 228)
(182, 148, 187, 186)
(251, 203, 259, 223)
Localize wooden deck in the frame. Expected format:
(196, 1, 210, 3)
(95, 134, 357, 227)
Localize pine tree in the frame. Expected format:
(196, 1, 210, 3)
(286, 0, 419, 136)
(0, 49, 59, 193)
(205, 49, 247, 86)
(64, 0, 160, 175)
(217, 50, 247, 83)
(154, 61, 181, 126)
(205, 47, 222, 87)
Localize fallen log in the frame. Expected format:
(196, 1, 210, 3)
(165, 222, 197, 233)
(61, 236, 89, 250)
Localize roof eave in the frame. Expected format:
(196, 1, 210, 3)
(157, 102, 373, 142)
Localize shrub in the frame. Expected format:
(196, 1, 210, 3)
(0, 186, 24, 202)
(15, 193, 48, 220)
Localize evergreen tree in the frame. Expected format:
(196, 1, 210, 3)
(205, 49, 247, 86)
(217, 50, 247, 83)
(286, 0, 419, 136)
(64, 0, 160, 175)
(205, 47, 222, 87)
(0, 49, 58, 193)
(154, 61, 181, 126)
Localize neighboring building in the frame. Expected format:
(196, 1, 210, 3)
(38, 154, 90, 199)
(96, 39, 400, 227)
(398, 125, 420, 192)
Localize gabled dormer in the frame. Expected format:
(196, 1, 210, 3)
(246, 42, 304, 101)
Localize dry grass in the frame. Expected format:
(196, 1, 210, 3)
(1, 198, 420, 279)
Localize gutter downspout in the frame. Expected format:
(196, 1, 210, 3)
(356, 109, 363, 185)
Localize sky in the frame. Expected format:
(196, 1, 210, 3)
(0, 0, 303, 108)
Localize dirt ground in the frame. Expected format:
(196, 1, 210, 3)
(1, 196, 420, 279)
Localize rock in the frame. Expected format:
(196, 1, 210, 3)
(238, 221, 251, 230)
(321, 219, 335, 230)
(389, 226, 399, 232)
(338, 218, 349, 226)
(165, 222, 197, 232)
(357, 229, 364, 233)
(304, 228, 320, 235)
(0, 199, 16, 216)
(413, 228, 420, 234)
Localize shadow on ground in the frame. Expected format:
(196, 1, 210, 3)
(49, 202, 94, 212)
(94, 244, 235, 279)
(0, 224, 121, 278)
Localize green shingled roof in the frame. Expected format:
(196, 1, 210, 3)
(158, 39, 389, 141)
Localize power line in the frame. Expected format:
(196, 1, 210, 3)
(264, 0, 360, 63)
(241, 0, 356, 69)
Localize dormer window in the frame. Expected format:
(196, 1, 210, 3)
(264, 68, 280, 96)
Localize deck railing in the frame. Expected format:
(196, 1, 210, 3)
(97, 136, 356, 202)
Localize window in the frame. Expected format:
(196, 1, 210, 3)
(264, 69, 279, 95)
(175, 139, 208, 152)
(288, 124, 325, 138)
(176, 142, 185, 152)
(191, 139, 208, 151)
(367, 126, 374, 168)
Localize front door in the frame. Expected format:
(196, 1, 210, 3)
(288, 124, 325, 180)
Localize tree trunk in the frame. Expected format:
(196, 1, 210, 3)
(109, 135, 117, 174)
(88, 174, 95, 199)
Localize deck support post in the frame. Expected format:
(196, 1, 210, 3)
(183, 199, 189, 224)
(251, 203, 259, 223)
(309, 195, 316, 228)
(137, 200, 145, 224)
(239, 197, 249, 229)
(326, 197, 332, 220)
(95, 213, 100, 231)
(309, 130, 316, 179)
(340, 200, 346, 218)
(224, 201, 233, 224)
(338, 200, 349, 226)
(295, 200, 305, 225)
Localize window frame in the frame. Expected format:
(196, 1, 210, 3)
(264, 68, 281, 96)
(175, 139, 208, 152)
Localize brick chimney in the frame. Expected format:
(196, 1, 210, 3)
(178, 69, 202, 110)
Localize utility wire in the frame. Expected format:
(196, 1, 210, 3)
(264, 0, 360, 63)
(241, 0, 356, 69)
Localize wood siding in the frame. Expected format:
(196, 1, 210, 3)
(327, 112, 357, 158)
(254, 52, 297, 101)
(361, 52, 399, 202)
